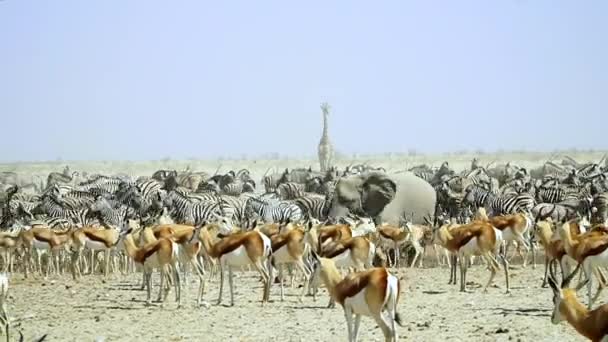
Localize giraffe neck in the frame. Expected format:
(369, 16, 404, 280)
(320, 112, 329, 142)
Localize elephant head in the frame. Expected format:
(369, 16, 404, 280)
(328, 172, 397, 220)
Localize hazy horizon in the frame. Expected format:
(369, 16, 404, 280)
(1, 1, 607, 163)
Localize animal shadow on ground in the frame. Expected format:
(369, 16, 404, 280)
(488, 307, 550, 318)
(421, 290, 446, 295)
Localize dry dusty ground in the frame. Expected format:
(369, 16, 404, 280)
(6, 259, 604, 342)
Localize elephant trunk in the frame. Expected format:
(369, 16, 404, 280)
(327, 197, 352, 220)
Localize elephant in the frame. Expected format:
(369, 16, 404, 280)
(327, 171, 437, 225)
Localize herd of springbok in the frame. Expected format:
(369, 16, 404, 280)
(0, 210, 607, 341)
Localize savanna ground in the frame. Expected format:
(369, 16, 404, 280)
(8, 258, 600, 341)
(2, 151, 607, 341)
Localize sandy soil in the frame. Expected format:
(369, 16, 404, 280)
(6, 259, 601, 342)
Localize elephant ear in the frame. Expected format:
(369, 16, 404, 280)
(335, 176, 364, 203)
(361, 173, 397, 218)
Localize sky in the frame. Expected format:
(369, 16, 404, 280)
(1, 1, 607, 162)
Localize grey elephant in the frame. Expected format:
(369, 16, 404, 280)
(327, 171, 437, 225)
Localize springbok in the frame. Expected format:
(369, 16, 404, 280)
(195, 223, 272, 306)
(0, 231, 20, 272)
(312, 236, 376, 306)
(317, 218, 376, 253)
(547, 262, 608, 342)
(19, 227, 72, 278)
(268, 225, 311, 302)
(558, 220, 608, 309)
(311, 251, 404, 342)
(120, 229, 181, 307)
(534, 219, 571, 287)
(70, 226, 123, 279)
(433, 220, 509, 293)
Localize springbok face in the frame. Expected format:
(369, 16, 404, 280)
(214, 215, 234, 235)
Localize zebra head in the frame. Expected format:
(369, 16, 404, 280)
(89, 195, 111, 213)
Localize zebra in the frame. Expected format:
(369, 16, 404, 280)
(217, 195, 249, 226)
(535, 186, 566, 203)
(282, 167, 313, 184)
(89, 196, 134, 228)
(196, 181, 220, 193)
(136, 178, 164, 201)
(577, 163, 602, 179)
(164, 190, 223, 226)
(244, 197, 303, 223)
(294, 195, 329, 221)
(34, 191, 84, 222)
(151, 169, 177, 182)
(115, 183, 164, 221)
(221, 182, 245, 196)
(320, 179, 338, 197)
(591, 193, 607, 224)
(262, 172, 286, 194)
(60, 190, 96, 210)
(78, 176, 124, 197)
(275, 182, 306, 200)
(434, 182, 464, 220)
(531, 203, 572, 223)
(305, 177, 324, 194)
(464, 185, 535, 216)
(29, 216, 72, 230)
(412, 170, 434, 183)
(461, 168, 492, 189)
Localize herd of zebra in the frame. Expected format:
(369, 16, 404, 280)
(0, 156, 607, 234)
(416, 156, 608, 226)
(0, 164, 383, 232)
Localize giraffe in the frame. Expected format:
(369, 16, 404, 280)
(317, 102, 334, 172)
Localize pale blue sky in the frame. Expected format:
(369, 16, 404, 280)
(1, 1, 606, 162)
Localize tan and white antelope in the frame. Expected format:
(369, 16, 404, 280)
(70, 226, 122, 279)
(196, 223, 272, 306)
(477, 208, 533, 267)
(312, 236, 376, 306)
(317, 217, 376, 253)
(0, 231, 20, 272)
(558, 220, 608, 309)
(376, 223, 408, 267)
(268, 225, 311, 302)
(547, 262, 608, 342)
(144, 223, 209, 306)
(311, 252, 404, 342)
(534, 219, 571, 287)
(120, 229, 181, 307)
(433, 219, 509, 293)
(19, 227, 72, 278)
(404, 222, 434, 268)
